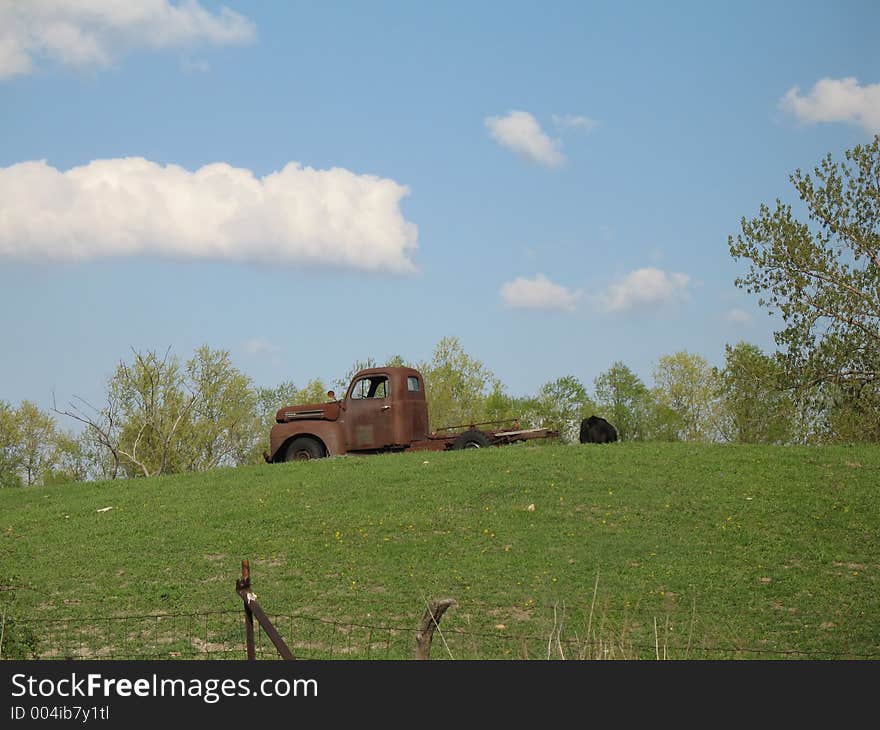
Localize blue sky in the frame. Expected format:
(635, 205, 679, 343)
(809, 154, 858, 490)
(1, 1, 878, 413)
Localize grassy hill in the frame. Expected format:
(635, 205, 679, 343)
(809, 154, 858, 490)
(1, 442, 878, 659)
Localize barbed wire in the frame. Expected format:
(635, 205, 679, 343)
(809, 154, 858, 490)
(4, 605, 877, 660)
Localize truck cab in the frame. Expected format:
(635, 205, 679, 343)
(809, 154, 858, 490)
(267, 367, 429, 461)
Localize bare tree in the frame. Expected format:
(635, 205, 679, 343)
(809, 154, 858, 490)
(53, 390, 123, 480)
(54, 347, 197, 478)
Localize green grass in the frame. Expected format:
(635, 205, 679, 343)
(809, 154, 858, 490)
(1, 442, 878, 659)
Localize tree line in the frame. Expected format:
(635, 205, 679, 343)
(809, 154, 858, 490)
(0, 334, 873, 488)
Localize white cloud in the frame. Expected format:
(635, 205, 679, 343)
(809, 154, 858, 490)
(0, 157, 418, 273)
(243, 337, 280, 356)
(601, 268, 691, 313)
(500, 274, 582, 312)
(485, 111, 564, 168)
(726, 308, 751, 325)
(552, 113, 599, 132)
(0, 0, 256, 79)
(780, 77, 880, 134)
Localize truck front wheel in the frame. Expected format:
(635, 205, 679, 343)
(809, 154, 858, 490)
(452, 429, 492, 450)
(282, 436, 326, 461)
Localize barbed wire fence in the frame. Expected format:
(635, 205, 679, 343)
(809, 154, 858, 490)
(3, 561, 877, 661)
(3, 604, 878, 661)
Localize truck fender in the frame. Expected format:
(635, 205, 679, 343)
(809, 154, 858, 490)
(269, 421, 345, 461)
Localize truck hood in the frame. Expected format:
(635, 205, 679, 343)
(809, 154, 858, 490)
(275, 401, 341, 424)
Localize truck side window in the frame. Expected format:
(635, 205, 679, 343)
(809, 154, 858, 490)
(407, 376, 420, 392)
(368, 377, 388, 399)
(351, 376, 389, 399)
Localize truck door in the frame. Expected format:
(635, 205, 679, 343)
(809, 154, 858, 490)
(396, 372, 428, 443)
(345, 374, 395, 450)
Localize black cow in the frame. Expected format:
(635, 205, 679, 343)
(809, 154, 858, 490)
(579, 415, 618, 444)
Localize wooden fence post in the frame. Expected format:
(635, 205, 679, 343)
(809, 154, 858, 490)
(235, 559, 296, 660)
(415, 598, 457, 660)
(236, 560, 256, 660)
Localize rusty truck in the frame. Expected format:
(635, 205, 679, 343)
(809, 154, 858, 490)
(265, 366, 558, 462)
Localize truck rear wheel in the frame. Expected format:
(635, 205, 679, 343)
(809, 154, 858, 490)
(283, 436, 325, 461)
(452, 429, 492, 450)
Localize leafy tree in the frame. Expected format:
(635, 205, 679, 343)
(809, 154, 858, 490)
(728, 136, 880, 412)
(298, 379, 331, 404)
(652, 351, 723, 442)
(644, 400, 684, 442)
(111, 348, 195, 477)
(249, 381, 298, 464)
(43, 431, 93, 485)
(183, 346, 256, 471)
(814, 380, 880, 444)
(11, 401, 59, 486)
(56, 346, 262, 478)
(256, 381, 301, 416)
(483, 383, 528, 426)
(717, 342, 796, 444)
(0, 401, 81, 486)
(0, 401, 22, 488)
(593, 362, 652, 440)
(248, 378, 331, 463)
(418, 337, 500, 429)
(533, 375, 595, 442)
(384, 354, 409, 368)
(56, 345, 290, 477)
